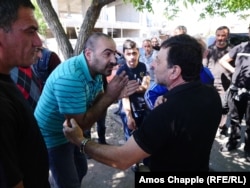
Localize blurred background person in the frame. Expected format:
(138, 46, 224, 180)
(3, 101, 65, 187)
(139, 39, 158, 86)
(151, 36, 160, 51)
(204, 26, 233, 138)
(174, 25, 187, 35)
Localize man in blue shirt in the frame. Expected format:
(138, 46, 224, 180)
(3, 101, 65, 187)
(35, 32, 139, 188)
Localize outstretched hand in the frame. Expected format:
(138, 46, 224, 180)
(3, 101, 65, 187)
(63, 119, 84, 147)
(118, 80, 139, 99)
(106, 71, 139, 99)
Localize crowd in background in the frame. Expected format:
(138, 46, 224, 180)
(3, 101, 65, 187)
(112, 24, 250, 168)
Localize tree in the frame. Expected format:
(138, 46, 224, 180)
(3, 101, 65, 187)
(157, 0, 250, 20)
(36, 0, 118, 59)
(37, 0, 74, 59)
(36, 0, 250, 60)
(32, 0, 48, 36)
(127, 0, 250, 19)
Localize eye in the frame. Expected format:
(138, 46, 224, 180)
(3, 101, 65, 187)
(102, 51, 112, 58)
(25, 27, 38, 35)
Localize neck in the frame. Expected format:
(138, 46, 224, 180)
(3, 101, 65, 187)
(168, 79, 187, 90)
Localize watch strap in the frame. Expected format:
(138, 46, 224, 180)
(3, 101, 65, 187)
(80, 138, 91, 154)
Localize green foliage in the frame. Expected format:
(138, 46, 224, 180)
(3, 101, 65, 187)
(125, 0, 153, 12)
(128, 0, 250, 20)
(32, 0, 48, 36)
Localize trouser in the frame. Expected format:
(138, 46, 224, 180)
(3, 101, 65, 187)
(222, 88, 230, 115)
(84, 111, 107, 143)
(219, 88, 231, 131)
(119, 111, 146, 141)
(48, 143, 88, 188)
(217, 85, 230, 126)
(96, 111, 107, 143)
(227, 90, 250, 152)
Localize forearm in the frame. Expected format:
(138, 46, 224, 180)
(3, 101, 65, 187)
(220, 60, 235, 73)
(122, 98, 132, 118)
(63, 118, 130, 169)
(85, 141, 131, 170)
(219, 54, 235, 73)
(87, 92, 114, 129)
(63, 119, 147, 170)
(71, 92, 114, 131)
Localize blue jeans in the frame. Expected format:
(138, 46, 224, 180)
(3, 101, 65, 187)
(120, 112, 132, 141)
(48, 142, 88, 188)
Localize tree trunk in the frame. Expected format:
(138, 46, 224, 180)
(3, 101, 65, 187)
(36, 0, 74, 59)
(74, 0, 115, 55)
(36, 0, 115, 59)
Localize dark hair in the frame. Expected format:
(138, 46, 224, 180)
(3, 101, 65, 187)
(216, 26, 230, 35)
(122, 39, 138, 53)
(0, 0, 35, 32)
(161, 34, 203, 82)
(84, 32, 113, 51)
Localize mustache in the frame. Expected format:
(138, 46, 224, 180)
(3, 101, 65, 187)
(109, 62, 118, 67)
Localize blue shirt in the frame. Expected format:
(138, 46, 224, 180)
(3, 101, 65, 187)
(139, 50, 158, 82)
(34, 53, 103, 148)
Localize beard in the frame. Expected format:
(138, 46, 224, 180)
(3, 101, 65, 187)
(216, 40, 227, 47)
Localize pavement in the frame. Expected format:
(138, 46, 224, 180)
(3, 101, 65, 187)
(81, 103, 250, 188)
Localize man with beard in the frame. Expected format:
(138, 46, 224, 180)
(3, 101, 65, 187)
(34, 32, 139, 188)
(205, 26, 233, 138)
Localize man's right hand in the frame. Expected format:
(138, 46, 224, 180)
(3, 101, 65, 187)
(63, 118, 84, 147)
(118, 80, 139, 99)
(106, 71, 139, 100)
(154, 95, 167, 108)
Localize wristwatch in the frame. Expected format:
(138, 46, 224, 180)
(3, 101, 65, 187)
(80, 138, 91, 154)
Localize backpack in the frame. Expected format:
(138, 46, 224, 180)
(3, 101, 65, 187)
(32, 48, 52, 88)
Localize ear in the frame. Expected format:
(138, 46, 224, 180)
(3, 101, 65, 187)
(84, 48, 92, 61)
(0, 30, 5, 54)
(170, 65, 181, 79)
(0, 30, 4, 46)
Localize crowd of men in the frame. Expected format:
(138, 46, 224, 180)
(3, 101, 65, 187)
(0, 1, 249, 188)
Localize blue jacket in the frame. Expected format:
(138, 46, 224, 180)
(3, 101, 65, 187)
(144, 66, 214, 110)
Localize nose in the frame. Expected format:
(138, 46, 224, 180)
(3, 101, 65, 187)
(34, 32, 43, 47)
(217, 35, 223, 40)
(111, 53, 117, 64)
